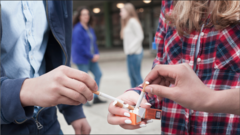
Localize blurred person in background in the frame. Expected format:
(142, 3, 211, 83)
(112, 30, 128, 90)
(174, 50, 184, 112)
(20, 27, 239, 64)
(72, 7, 106, 107)
(120, 3, 144, 88)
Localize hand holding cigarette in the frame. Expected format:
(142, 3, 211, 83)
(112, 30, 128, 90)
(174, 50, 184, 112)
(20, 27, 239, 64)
(107, 91, 152, 129)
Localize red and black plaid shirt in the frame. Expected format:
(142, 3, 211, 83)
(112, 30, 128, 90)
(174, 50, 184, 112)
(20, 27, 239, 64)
(129, 0, 240, 134)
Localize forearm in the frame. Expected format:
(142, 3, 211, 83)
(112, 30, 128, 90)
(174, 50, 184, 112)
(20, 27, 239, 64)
(205, 88, 240, 115)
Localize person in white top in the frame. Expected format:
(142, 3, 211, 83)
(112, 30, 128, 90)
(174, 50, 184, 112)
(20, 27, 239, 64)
(120, 3, 144, 88)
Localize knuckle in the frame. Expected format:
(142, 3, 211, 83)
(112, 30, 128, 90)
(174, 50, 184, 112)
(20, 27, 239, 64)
(54, 74, 64, 82)
(180, 63, 188, 71)
(74, 93, 81, 101)
(73, 101, 80, 106)
(178, 64, 188, 75)
(182, 63, 190, 68)
(54, 96, 61, 104)
(58, 65, 67, 72)
(93, 83, 98, 90)
(51, 84, 60, 92)
(87, 94, 93, 101)
(78, 84, 87, 92)
(80, 72, 88, 79)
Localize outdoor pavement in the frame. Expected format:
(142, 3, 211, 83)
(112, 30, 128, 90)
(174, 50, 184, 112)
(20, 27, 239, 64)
(57, 49, 161, 134)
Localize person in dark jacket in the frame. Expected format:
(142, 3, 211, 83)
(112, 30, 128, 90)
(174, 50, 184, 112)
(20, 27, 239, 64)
(1, 1, 95, 134)
(72, 7, 106, 106)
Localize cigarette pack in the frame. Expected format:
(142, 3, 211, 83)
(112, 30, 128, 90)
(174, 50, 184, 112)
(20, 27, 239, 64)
(129, 107, 162, 125)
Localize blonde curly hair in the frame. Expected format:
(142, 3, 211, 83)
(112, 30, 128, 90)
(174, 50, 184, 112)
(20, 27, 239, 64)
(165, 0, 240, 36)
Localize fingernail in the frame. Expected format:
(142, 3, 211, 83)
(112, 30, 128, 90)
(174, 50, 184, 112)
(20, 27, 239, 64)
(95, 85, 98, 90)
(140, 124, 146, 128)
(147, 119, 153, 123)
(146, 86, 153, 93)
(125, 120, 132, 124)
(150, 87, 153, 94)
(124, 112, 130, 117)
(145, 103, 151, 106)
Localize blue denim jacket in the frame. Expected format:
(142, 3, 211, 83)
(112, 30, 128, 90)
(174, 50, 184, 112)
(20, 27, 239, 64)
(1, 1, 85, 134)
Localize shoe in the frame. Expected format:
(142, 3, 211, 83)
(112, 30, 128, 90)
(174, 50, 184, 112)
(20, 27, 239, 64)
(83, 102, 92, 107)
(93, 97, 107, 104)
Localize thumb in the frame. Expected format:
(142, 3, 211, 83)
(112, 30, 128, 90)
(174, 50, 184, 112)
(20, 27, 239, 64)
(145, 84, 174, 100)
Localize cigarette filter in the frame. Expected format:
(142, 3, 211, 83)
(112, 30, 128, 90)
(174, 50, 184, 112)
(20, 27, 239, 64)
(113, 100, 134, 110)
(135, 81, 149, 109)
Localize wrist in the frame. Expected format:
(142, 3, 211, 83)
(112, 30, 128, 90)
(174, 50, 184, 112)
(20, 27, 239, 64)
(201, 87, 217, 112)
(20, 79, 34, 107)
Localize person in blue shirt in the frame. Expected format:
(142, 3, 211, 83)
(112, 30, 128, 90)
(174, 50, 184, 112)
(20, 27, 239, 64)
(1, 1, 96, 134)
(72, 7, 106, 106)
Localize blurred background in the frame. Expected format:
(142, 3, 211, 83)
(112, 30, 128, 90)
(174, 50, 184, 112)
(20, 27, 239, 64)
(73, 0, 161, 50)
(59, 0, 162, 134)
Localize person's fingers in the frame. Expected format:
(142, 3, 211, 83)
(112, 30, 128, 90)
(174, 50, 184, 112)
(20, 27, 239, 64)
(108, 102, 131, 116)
(120, 121, 147, 129)
(63, 78, 94, 101)
(142, 119, 153, 124)
(119, 125, 140, 130)
(107, 113, 132, 125)
(147, 77, 162, 97)
(157, 96, 164, 102)
(121, 91, 150, 106)
(145, 84, 174, 100)
(57, 96, 81, 106)
(63, 67, 98, 91)
(144, 64, 183, 85)
(140, 97, 152, 109)
(74, 128, 81, 135)
(82, 125, 91, 135)
(59, 87, 87, 104)
(148, 76, 162, 85)
(107, 113, 146, 129)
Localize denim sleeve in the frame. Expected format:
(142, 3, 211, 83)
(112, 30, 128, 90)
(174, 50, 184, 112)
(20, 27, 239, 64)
(57, 104, 85, 125)
(1, 66, 34, 124)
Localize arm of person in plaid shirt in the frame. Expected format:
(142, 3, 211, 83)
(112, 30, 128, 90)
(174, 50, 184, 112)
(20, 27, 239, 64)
(144, 63, 240, 115)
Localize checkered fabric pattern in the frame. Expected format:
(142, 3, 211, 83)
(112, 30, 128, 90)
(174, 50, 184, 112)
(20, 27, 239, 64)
(128, 0, 240, 134)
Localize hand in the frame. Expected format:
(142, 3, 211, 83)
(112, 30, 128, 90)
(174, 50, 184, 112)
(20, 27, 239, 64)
(107, 91, 152, 130)
(91, 55, 99, 62)
(144, 63, 213, 112)
(20, 65, 98, 107)
(72, 118, 91, 135)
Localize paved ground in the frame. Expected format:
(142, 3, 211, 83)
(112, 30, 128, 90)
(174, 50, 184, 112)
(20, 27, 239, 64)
(57, 49, 161, 134)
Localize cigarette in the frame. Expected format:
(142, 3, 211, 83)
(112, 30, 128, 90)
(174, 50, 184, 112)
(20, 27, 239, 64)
(113, 100, 134, 110)
(135, 81, 149, 109)
(93, 91, 124, 104)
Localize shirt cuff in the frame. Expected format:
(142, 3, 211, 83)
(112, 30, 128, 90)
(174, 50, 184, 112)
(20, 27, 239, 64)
(1, 78, 34, 124)
(60, 104, 86, 125)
